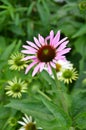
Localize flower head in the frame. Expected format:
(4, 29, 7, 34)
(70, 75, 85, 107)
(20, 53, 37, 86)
(5, 77, 27, 98)
(21, 30, 71, 76)
(8, 52, 28, 71)
(18, 114, 42, 130)
(57, 68, 78, 84)
(56, 60, 73, 72)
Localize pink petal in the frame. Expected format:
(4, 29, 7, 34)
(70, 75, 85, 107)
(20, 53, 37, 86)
(52, 30, 60, 46)
(34, 37, 41, 47)
(21, 50, 36, 54)
(22, 45, 37, 52)
(55, 55, 66, 60)
(47, 63, 52, 75)
(32, 63, 41, 76)
(25, 60, 38, 74)
(26, 41, 39, 49)
(50, 61, 56, 68)
(57, 41, 69, 51)
(49, 30, 54, 45)
(22, 56, 36, 61)
(39, 63, 45, 72)
(38, 34, 45, 45)
(52, 59, 57, 64)
(54, 37, 68, 48)
(57, 48, 71, 56)
(45, 36, 50, 41)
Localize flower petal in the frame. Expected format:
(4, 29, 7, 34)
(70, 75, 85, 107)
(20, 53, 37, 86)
(57, 48, 71, 56)
(22, 56, 36, 61)
(22, 45, 37, 52)
(57, 41, 69, 51)
(25, 60, 38, 74)
(49, 30, 54, 45)
(32, 63, 41, 76)
(34, 37, 41, 47)
(52, 30, 60, 46)
(54, 37, 68, 48)
(21, 50, 36, 54)
(50, 61, 56, 68)
(39, 63, 45, 72)
(38, 34, 45, 45)
(18, 121, 26, 126)
(47, 63, 52, 74)
(26, 41, 39, 49)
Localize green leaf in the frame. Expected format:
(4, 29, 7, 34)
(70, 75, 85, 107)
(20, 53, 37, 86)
(5, 99, 52, 120)
(27, 2, 35, 16)
(74, 111, 86, 129)
(39, 70, 57, 89)
(1, 40, 16, 60)
(70, 91, 86, 117)
(42, 97, 72, 130)
(9, 25, 25, 36)
(0, 36, 6, 54)
(72, 24, 86, 38)
(36, 2, 50, 25)
(73, 36, 86, 57)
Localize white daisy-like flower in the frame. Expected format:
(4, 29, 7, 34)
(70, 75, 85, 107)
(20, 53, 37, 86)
(18, 114, 42, 130)
(56, 60, 73, 72)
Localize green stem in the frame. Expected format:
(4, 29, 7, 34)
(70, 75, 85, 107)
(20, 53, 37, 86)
(52, 68, 69, 114)
(37, 90, 51, 101)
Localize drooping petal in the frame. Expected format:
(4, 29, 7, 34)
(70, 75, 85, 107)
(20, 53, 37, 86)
(50, 61, 56, 68)
(32, 63, 41, 76)
(39, 62, 45, 72)
(34, 37, 41, 47)
(47, 63, 52, 74)
(25, 60, 38, 74)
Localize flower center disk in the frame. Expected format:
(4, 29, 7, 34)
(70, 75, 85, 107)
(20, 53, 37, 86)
(37, 45, 56, 62)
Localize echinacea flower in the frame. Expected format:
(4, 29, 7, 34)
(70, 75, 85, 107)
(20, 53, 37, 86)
(8, 52, 28, 71)
(21, 30, 71, 76)
(18, 114, 42, 130)
(57, 68, 78, 84)
(5, 77, 27, 98)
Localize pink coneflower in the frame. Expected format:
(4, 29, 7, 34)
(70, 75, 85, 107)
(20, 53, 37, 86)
(21, 30, 71, 76)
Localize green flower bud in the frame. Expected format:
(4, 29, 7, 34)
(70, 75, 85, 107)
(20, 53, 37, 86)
(79, 1, 86, 10)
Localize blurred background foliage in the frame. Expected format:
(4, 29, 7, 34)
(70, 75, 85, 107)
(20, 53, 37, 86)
(0, 0, 86, 130)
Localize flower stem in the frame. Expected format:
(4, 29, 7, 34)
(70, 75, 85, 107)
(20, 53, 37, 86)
(52, 68, 69, 114)
(37, 90, 51, 101)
